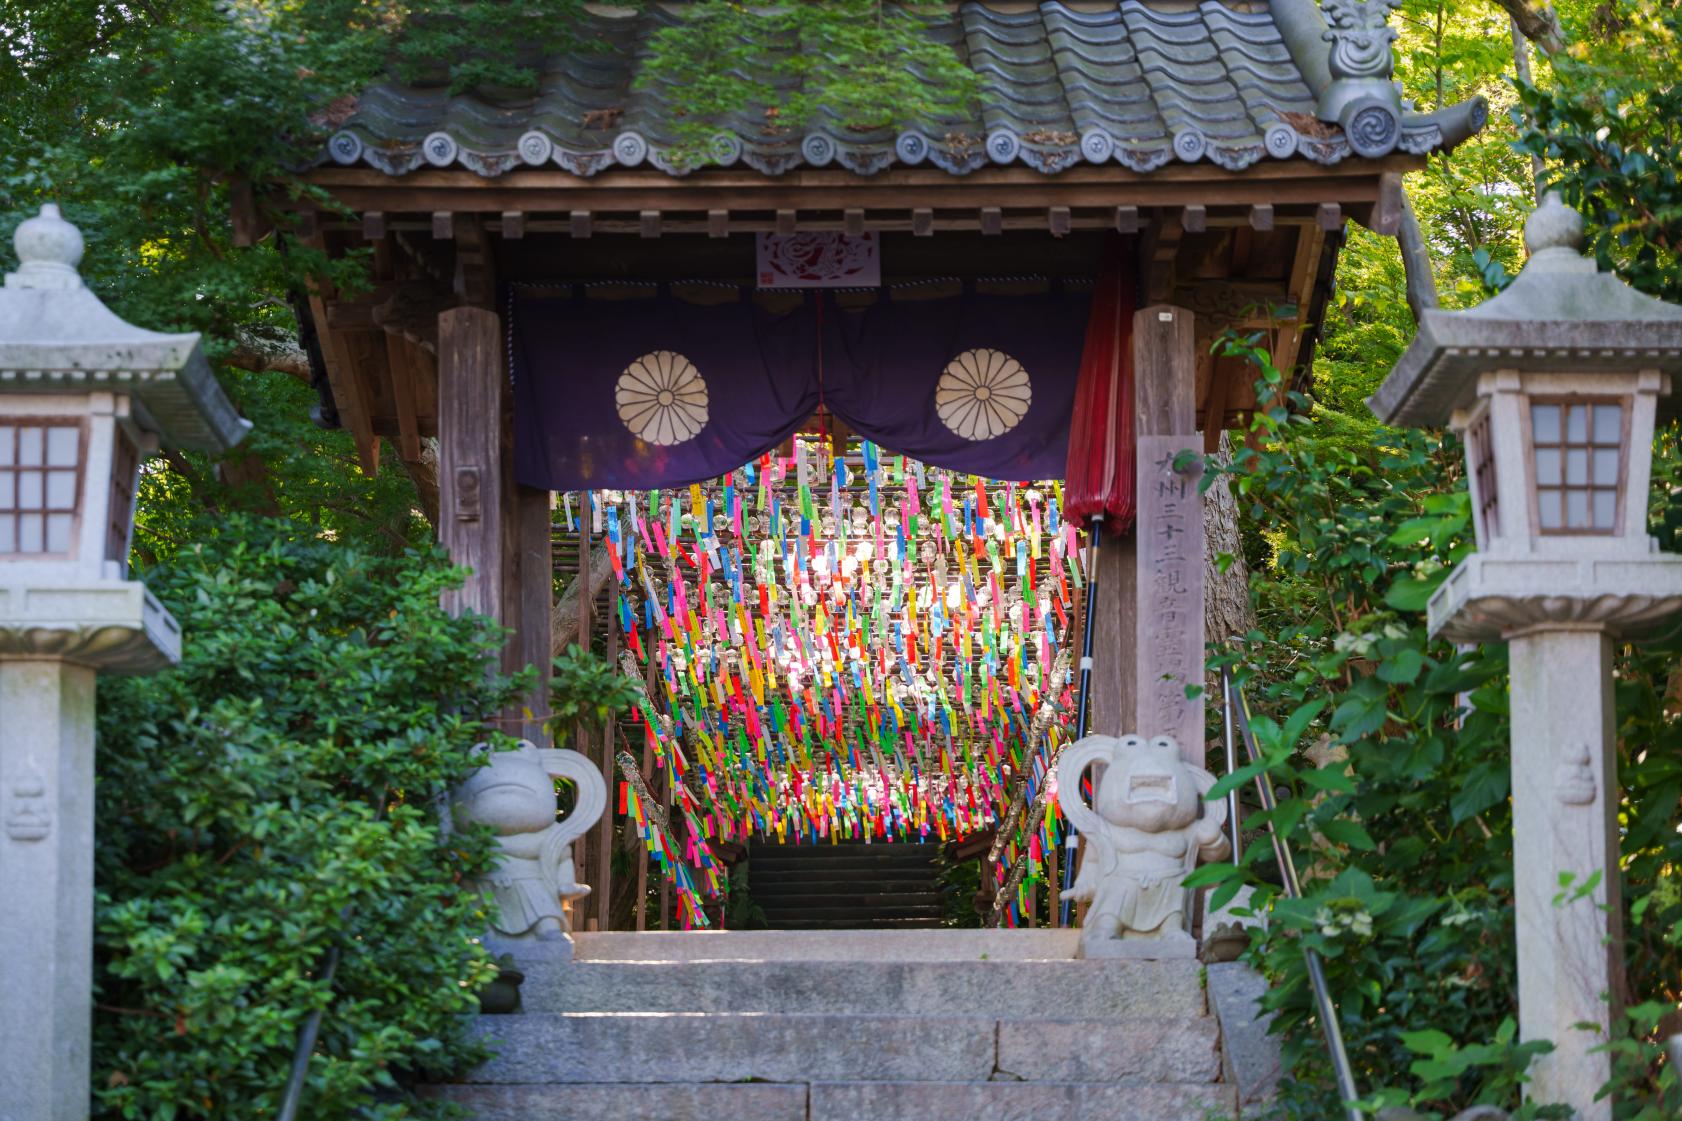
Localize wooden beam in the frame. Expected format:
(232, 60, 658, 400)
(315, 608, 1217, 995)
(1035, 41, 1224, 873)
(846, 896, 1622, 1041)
(1091, 536, 1137, 739)
(570, 209, 593, 239)
(363, 211, 387, 241)
(1274, 222, 1327, 383)
(1048, 206, 1071, 237)
(1142, 210, 1185, 306)
(639, 210, 661, 239)
(453, 220, 494, 308)
(1115, 205, 1142, 234)
(304, 266, 380, 475)
(595, 613, 617, 926)
(1132, 303, 1204, 765)
(431, 211, 454, 240)
(1316, 202, 1344, 232)
(979, 207, 1002, 236)
(1183, 204, 1207, 234)
(383, 333, 425, 462)
(501, 210, 525, 239)
(708, 209, 729, 238)
(844, 208, 866, 238)
(1363, 171, 1404, 236)
(294, 210, 319, 240)
(229, 176, 267, 247)
(513, 487, 553, 744)
(437, 306, 504, 620)
(912, 208, 934, 237)
(1203, 355, 1240, 452)
(301, 156, 1427, 218)
(1247, 203, 1274, 232)
(775, 209, 797, 236)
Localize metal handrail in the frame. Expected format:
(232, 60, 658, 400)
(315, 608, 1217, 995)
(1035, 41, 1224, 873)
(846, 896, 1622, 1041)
(1221, 665, 1363, 1121)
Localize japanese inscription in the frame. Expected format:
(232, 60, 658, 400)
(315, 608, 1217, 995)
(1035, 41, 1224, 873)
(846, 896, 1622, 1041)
(1135, 435, 1205, 763)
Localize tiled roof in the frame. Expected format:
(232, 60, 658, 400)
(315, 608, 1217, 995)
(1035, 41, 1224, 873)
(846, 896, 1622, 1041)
(322, 0, 1487, 179)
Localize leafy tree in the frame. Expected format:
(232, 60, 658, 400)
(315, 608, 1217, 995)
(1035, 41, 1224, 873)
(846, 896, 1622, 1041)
(94, 522, 521, 1119)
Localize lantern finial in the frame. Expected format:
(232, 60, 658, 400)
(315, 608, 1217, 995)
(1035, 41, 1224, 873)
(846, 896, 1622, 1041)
(1522, 191, 1587, 265)
(7, 203, 84, 291)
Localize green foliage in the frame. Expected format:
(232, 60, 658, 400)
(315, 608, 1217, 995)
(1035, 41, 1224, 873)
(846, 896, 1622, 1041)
(94, 521, 519, 1120)
(1514, 1, 1682, 304)
(1201, 331, 1682, 1119)
(548, 647, 641, 739)
(637, 1, 980, 159)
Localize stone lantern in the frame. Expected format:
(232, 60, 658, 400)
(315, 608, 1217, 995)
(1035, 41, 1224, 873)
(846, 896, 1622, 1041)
(0, 204, 248, 1120)
(1369, 193, 1682, 1121)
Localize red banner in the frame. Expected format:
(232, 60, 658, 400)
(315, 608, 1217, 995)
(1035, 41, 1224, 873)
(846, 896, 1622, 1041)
(1062, 238, 1136, 535)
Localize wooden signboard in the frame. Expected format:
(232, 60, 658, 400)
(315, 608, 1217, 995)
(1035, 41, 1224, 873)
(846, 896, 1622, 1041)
(1134, 433, 1205, 763)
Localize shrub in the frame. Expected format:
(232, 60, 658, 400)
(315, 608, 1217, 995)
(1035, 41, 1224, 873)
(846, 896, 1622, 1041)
(93, 520, 519, 1120)
(1198, 340, 1681, 1119)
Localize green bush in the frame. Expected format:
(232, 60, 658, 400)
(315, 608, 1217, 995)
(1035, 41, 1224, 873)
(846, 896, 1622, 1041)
(1198, 340, 1681, 1119)
(93, 520, 519, 1120)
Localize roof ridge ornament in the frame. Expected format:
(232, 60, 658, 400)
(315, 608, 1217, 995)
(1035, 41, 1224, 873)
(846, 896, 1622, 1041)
(1321, 0, 1400, 81)
(1316, 0, 1404, 158)
(7, 204, 84, 291)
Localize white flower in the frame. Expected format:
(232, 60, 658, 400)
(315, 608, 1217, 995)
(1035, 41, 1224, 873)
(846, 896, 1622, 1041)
(616, 351, 709, 445)
(935, 348, 1032, 441)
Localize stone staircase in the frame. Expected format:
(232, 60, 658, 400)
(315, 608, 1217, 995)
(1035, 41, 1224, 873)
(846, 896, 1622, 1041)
(747, 840, 945, 929)
(426, 929, 1270, 1121)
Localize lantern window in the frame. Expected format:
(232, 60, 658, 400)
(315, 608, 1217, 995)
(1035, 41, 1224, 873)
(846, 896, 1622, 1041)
(1468, 411, 1499, 542)
(1530, 400, 1624, 533)
(0, 422, 82, 555)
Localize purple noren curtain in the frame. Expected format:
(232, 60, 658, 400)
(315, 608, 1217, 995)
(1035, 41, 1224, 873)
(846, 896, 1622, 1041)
(509, 283, 1092, 490)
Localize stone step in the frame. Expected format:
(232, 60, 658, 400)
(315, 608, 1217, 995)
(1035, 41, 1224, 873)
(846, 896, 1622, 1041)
(760, 917, 946, 930)
(428, 1081, 1238, 1121)
(751, 866, 937, 885)
(464, 1012, 1221, 1086)
(753, 902, 941, 915)
(518, 957, 1208, 1018)
(753, 881, 948, 902)
(749, 853, 938, 871)
(570, 928, 1082, 962)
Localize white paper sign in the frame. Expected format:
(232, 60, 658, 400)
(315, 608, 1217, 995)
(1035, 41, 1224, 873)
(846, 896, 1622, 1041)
(756, 232, 880, 288)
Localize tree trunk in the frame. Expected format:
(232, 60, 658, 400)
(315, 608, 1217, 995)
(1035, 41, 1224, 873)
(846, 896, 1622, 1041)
(1490, 0, 1565, 55)
(398, 436, 440, 528)
(552, 541, 614, 659)
(1204, 432, 1255, 653)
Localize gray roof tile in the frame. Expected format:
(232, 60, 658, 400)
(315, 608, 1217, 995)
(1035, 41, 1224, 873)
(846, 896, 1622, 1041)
(324, 0, 1486, 179)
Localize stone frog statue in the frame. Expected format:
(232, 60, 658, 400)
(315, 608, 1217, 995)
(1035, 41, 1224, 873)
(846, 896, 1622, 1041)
(1057, 734, 1229, 958)
(452, 740, 607, 942)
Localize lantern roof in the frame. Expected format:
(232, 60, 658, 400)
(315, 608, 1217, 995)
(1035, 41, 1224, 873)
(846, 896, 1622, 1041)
(1370, 193, 1682, 428)
(0, 205, 250, 452)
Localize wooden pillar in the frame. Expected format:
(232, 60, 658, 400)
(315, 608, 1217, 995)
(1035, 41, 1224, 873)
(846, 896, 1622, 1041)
(438, 308, 504, 621)
(573, 516, 596, 926)
(1132, 305, 1205, 764)
(596, 607, 618, 929)
(1089, 537, 1136, 737)
(512, 487, 553, 744)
